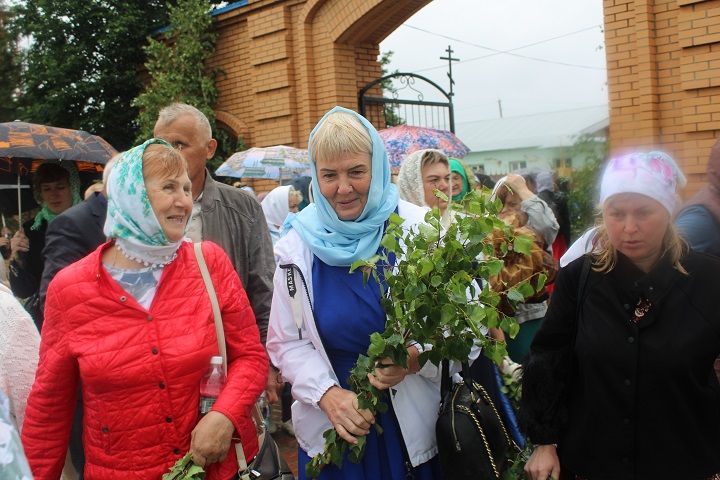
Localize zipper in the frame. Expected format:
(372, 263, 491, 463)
(454, 405, 500, 479)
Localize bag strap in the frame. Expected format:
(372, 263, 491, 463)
(194, 242, 227, 374)
(193, 242, 253, 478)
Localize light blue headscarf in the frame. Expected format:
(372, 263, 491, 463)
(103, 138, 188, 266)
(286, 106, 399, 267)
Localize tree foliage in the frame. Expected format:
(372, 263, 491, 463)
(10, 0, 169, 149)
(0, 1, 20, 122)
(306, 190, 544, 477)
(566, 134, 608, 238)
(133, 0, 219, 145)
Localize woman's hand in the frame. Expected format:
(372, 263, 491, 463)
(367, 345, 420, 391)
(504, 174, 534, 201)
(190, 411, 235, 467)
(10, 229, 29, 264)
(318, 386, 375, 444)
(524, 444, 560, 480)
(265, 366, 283, 403)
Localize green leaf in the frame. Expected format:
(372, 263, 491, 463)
(485, 259, 504, 276)
(536, 273, 547, 292)
(517, 281, 535, 299)
(349, 259, 367, 273)
(367, 333, 386, 357)
(385, 333, 405, 347)
(506, 288, 525, 304)
(430, 275, 443, 287)
(388, 212, 404, 227)
(348, 435, 367, 463)
(380, 234, 400, 253)
(418, 223, 440, 243)
(434, 188, 449, 202)
(418, 257, 434, 277)
(513, 235, 534, 255)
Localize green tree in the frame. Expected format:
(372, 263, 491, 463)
(0, 1, 20, 122)
(565, 134, 608, 238)
(10, 0, 170, 149)
(379, 50, 404, 127)
(133, 0, 219, 146)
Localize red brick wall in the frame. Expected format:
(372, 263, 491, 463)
(605, 0, 720, 196)
(205, 0, 430, 192)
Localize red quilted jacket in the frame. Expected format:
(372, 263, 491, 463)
(22, 241, 268, 480)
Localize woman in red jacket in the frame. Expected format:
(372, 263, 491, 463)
(21, 139, 268, 480)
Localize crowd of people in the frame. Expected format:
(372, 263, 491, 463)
(0, 102, 718, 480)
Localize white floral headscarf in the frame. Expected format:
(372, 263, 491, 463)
(103, 138, 188, 266)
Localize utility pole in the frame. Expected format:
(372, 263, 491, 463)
(498, 99, 504, 119)
(440, 45, 460, 99)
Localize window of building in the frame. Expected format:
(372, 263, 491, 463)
(508, 160, 527, 171)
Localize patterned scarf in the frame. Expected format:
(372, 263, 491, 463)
(103, 138, 188, 267)
(31, 161, 82, 231)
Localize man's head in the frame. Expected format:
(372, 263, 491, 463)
(153, 103, 217, 198)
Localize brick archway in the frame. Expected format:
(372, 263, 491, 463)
(208, 0, 431, 150)
(214, 110, 250, 144)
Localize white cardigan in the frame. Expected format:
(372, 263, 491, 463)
(266, 200, 444, 467)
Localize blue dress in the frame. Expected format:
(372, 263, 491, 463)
(297, 256, 442, 480)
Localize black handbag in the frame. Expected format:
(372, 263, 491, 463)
(194, 243, 295, 480)
(436, 361, 515, 479)
(240, 410, 295, 480)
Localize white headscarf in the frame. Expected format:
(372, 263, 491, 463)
(261, 186, 291, 238)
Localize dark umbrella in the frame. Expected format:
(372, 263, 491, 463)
(0, 121, 116, 219)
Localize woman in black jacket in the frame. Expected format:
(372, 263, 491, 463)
(9, 161, 81, 326)
(522, 151, 720, 480)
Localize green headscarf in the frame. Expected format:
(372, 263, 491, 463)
(449, 158, 470, 202)
(31, 161, 82, 230)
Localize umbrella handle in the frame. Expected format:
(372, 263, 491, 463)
(17, 174, 21, 225)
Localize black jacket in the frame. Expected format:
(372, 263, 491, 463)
(521, 252, 720, 480)
(39, 192, 107, 321)
(9, 218, 47, 300)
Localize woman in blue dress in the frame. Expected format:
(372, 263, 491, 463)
(267, 106, 443, 480)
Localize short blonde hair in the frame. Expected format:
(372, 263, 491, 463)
(142, 144, 188, 180)
(592, 217, 688, 274)
(289, 186, 303, 205)
(309, 112, 372, 163)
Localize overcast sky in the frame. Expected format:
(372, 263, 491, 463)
(380, 0, 608, 124)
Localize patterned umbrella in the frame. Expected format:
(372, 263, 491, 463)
(0, 121, 115, 219)
(215, 145, 311, 180)
(0, 121, 116, 177)
(378, 125, 471, 167)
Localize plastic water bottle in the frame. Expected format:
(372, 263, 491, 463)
(257, 393, 271, 431)
(199, 356, 226, 415)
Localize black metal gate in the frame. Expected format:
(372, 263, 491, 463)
(358, 72, 455, 133)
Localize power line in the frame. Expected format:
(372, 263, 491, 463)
(401, 24, 606, 72)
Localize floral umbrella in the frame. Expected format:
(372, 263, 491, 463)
(215, 145, 311, 180)
(378, 125, 471, 167)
